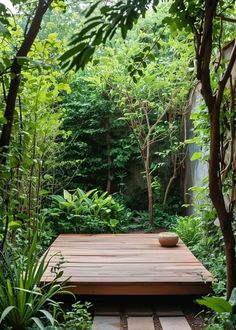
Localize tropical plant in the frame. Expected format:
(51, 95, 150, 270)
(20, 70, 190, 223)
(0, 235, 69, 330)
(44, 188, 131, 234)
(197, 288, 236, 330)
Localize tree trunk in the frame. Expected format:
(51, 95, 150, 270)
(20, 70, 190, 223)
(208, 100, 236, 298)
(104, 116, 112, 194)
(193, 0, 236, 299)
(0, 0, 53, 164)
(144, 141, 154, 225)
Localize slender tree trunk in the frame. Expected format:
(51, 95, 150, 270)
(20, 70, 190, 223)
(144, 140, 154, 225)
(208, 101, 236, 298)
(0, 0, 53, 165)
(192, 0, 236, 298)
(104, 116, 112, 194)
(163, 155, 177, 205)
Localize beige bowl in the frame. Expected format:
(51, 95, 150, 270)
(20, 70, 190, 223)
(158, 232, 179, 247)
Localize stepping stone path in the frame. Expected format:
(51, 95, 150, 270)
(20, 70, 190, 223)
(92, 316, 120, 330)
(160, 316, 192, 330)
(93, 302, 193, 330)
(128, 316, 155, 330)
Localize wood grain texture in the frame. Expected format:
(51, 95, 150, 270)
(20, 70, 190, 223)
(41, 234, 212, 295)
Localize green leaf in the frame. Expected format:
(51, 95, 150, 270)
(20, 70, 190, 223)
(31, 317, 45, 330)
(0, 306, 15, 324)
(39, 189, 49, 196)
(85, 0, 102, 18)
(60, 43, 87, 62)
(0, 22, 9, 36)
(147, 53, 156, 61)
(190, 152, 202, 161)
(16, 56, 31, 65)
(63, 190, 72, 202)
(39, 310, 54, 325)
(197, 297, 232, 313)
(121, 24, 127, 39)
(9, 221, 21, 229)
(100, 5, 110, 14)
(0, 116, 7, 124)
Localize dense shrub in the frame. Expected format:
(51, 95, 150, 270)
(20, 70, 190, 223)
(44, 188, 131, 234)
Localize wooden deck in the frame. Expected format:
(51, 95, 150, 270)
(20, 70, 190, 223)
(42, 234, 212, 295)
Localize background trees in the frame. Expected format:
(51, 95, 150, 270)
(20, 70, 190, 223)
(62, 0, 236, 298)
(0, 3, 235, 326)
(0, 1, 71, 248)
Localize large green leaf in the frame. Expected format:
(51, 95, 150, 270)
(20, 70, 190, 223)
(31, 317, 45, 330)
(197, 297, 232, 313)
(0, 306, 15, 324)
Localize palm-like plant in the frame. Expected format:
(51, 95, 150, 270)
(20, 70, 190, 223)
(0, 235, 69, 330)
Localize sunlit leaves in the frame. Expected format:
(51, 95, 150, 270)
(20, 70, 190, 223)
(60, 0, 159, 70)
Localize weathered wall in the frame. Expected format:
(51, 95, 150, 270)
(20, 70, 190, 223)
(184, 40, 236, 214)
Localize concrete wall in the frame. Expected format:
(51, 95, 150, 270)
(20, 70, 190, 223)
(184, 39, 236, 214)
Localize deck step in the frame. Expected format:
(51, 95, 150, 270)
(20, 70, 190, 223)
(160, 316, 191, 330)
(127, 316, 155, 330)
(125, 303, 153, 316)
(94, 303, 120, 315)
(155, 304, 184, 316)
(92, 316, 120, 330)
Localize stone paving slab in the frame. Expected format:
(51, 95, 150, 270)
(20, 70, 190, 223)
(127, 316, 155, 330)
(92, 316, 120, 330)
(160, 316, 192, 330)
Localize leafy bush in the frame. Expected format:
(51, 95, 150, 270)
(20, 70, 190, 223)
(29, 301, 92, 330)
(172, 215, 227, 295)
(0, 235, 69, 330)
(44, 188, 131, 234)
(172, 216, 203, 247)
(128, 206, 179, 232)
(61, 301, 92, 330)
(197, 288, 236, 330)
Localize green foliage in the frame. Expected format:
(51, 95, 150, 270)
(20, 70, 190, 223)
(197, 288, 236, 330)
(128, 204, 180, 232)
(61, 301, 92, 330)
(173, 213, 227, 295)
(197, 297, 232, 314)
(0, 14, 71, 246)
(173, 216, 203, 248)
(59, 77, 136, 192)
(25, 301, 93, 330)
(44, 188, 131, 234)
(60, 0, 159, 70)
(0, 235, 69, 330)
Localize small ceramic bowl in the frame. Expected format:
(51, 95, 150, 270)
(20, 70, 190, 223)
(158, 232, 179, 247)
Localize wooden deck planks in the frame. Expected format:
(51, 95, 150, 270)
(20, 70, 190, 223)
(42, 234, 212, 295)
